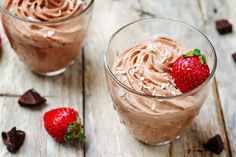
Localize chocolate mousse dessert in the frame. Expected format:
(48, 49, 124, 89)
(110, 37, 211, 144)
(1, 0, 93, 75)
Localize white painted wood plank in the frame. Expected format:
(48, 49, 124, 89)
(84, 0, 230, 156)
(199, 0, 236, 156)
(0, 24, 84, 156)
(0, 0, 233, 156)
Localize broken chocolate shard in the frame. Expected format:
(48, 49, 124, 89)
(215, 19, 233, 35)
(232, 53, 236, 62)
(213, 8, 217, 14)
(2, 127, 25, 153)
(204, 134, 224, 154)
(18, 89, 46, 107)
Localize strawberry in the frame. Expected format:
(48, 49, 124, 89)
(43, 107, 85, 143)
(172, 49, 210, 93)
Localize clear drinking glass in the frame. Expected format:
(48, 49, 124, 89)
(0, 0, 94, 76)
(104, 19, 217, 145)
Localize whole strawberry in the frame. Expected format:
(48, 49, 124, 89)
(43, 107, 85, 143)
(172, 49, 210, 93)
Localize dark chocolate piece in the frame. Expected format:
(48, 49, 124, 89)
(2, 127, 25, 153)
(232, 53, 236, 62)
(204, 134, 224, 154)
(215, 19, 233, 35)
(18, 89, 46, 107)
(213, 8, 217, 13)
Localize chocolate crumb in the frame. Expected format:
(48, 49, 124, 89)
(215, 19, 233, 35)
(2, 127, 25, 153)
(204, 134, 224, 154)
(18, 89, 46, 107)
(232, 53, 236, 62)
(213, 8, 217, 13)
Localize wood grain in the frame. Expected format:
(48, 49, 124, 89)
(84, 0, 230, 156)
(0, 0, 234, 156)
(0, 25, 84, 156)
(198, 0, 236, 156)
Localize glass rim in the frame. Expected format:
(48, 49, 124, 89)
(104, 18, 217, 100)
(0, 0, 94, 24)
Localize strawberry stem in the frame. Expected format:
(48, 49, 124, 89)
(184, 49, 207, 64)
(64, 119, 86, 142)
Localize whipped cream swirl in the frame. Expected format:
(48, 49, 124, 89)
(113, 37, 186, 97)
(6, 0, 84, 21)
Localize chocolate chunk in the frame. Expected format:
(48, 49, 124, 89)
(232, 53, 236, 62)
(18, 89, 46, 107)
(204, 134, 224, 154)
(215, 19, 233, 35)
(2, 127, 25, 153)
(213, 8, 217, 13)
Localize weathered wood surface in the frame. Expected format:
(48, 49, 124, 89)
(0, 0, 235, 156)
(198, 0, 236, 156)
(84, 0, 233, 157)
(0, 27, 84, 156)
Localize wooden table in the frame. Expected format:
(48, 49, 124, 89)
(0, 0, 235, 156)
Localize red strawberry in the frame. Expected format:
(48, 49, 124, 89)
(172, 49, 210, 93)
(43, 107, 85, 143)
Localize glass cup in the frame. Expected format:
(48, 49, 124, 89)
(104, 19, 217, 145)
(0, 0, 94, 76)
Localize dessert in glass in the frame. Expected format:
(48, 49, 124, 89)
(104, 19, 217, 145)
(0, 0, 94, 76)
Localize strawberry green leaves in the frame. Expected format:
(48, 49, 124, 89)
(64, 120, 86, 142)
(44, 107, 85, 143)
(193, 49, 201, 56)
(184, 49, 207, 64)
(172, 51, 210, 93)
(200, 55, 207, 64)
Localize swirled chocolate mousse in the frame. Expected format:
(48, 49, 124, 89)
(2, 0, 88, 74)
(111, 37, 206, 144)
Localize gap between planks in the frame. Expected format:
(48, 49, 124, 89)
(167, 79, 233, 157)
(168, 142, 173, 157)
(196, 0, 233, 156)
(82, 47, 86, 157)
(0, 93, 55, 98)
(213, 78, 233, 157)
(82, 0, 233, 156)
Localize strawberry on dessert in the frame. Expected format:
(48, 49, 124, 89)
(172, 49, 210, 93)
(43, 107, 85, 143)
(110, 36, 215, 144)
